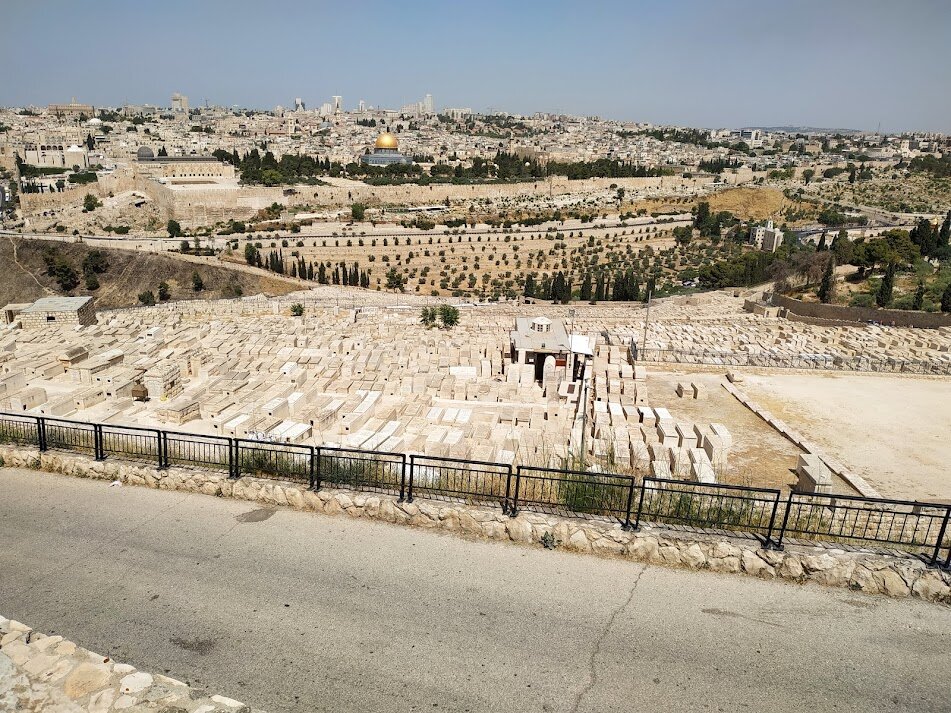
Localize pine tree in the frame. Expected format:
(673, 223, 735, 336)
(318, 263, 327, 284)
(816, 232, 827, 251)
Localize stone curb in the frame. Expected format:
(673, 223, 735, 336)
(1, 444, 949, 606)
(0, 614, 265, 713)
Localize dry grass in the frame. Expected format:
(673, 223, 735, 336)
(705, 187, 789, 220)
(0, 237, 301, 309)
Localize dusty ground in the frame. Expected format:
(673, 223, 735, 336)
(646, 369, 804, 491)
(705, 187, 790, 220)
(739, 372, 951, 502)
(633, 187, 791, 222)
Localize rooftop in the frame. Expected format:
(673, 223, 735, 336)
(21, 296, 92, 314)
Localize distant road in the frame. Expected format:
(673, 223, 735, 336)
(2, 468, 949, 713)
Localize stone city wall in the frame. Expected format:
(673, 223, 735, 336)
(144, 174, 735, 226)
(0, 615, 264, 713)
(1, 444, 948, 605)
(140, 179, 284, 225)
(19, 184, 106, 213)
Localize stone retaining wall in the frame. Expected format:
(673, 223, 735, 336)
(773, 294, 951, 329)
(0, 615, 263, 713)
(1, 444, 948, 606)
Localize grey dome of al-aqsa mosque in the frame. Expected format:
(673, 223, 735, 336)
(136, 146, 154, 161)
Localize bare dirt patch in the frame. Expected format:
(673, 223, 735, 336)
(739, 372, 951, 502)
(705, 187, 788, 221)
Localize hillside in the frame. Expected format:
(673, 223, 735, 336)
(1, 236, 301, 309)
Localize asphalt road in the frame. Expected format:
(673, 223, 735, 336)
(2, 467, 950, 713)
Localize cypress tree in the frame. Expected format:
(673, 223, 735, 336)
(523, 274, 536, 298)
(594, 273, 605, 302)
(580, 272, 592, 301)
(818, 256, 835, 304)
(941, 282, 951, 312)
(876, 262, 895, 307)
(913, 280, 925, 311)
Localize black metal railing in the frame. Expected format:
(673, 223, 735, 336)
(164, 430, 233, 474)
(411, 454, 510, 507)
(0, 413, 40, 447)
(777, 491, 951, 565)
(634, 478, 782, 545)
(235, 440, 312, 484)
(44, 417, 97, 456)
(100, 424, 161, 465)
(631, 346, 951, 376)
(511, 466, 636, 525)
(1, 410, 948, 569)
(318, 446, 405, 496)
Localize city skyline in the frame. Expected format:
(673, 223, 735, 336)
(2, 0, 950, 133)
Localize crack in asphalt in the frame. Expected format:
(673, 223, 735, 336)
(568, 563, 647, 713)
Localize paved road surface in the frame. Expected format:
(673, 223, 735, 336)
(2, 467, 949, 713)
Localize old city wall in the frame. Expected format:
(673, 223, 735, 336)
(19, 169, 753, 226)
(19, 184, 105, 213)
(303, 175, 723, 209)
(19, 169, 135, 215)
(143, 175, 719, 226)
(143, 180, 285, 225)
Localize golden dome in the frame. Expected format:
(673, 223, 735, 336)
(375, 132, 398, 150)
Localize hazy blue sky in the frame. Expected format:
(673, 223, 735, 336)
(2, 0, 949, 132)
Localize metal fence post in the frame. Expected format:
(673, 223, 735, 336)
(313, 447, 322, 491)
(631, 479, 648, 530)
(308, 446, 316, 489)
(930, 506, 951, 567)
(774, 490, 795, 550)
(400, 455, 410, 502)
(36, 417, 47, 452)
(622, 477, 636, 530)
(763, 491, 782, 550)
(156, 430, 166, 469)
(502, 465, 513, 514)
(404, 454, 413, 503)
(229, 438, 238, 479)
(509, 467, 521, 517)
(93, 424, 105, 461)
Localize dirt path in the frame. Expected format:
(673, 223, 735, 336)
(5, 236, 54, 296)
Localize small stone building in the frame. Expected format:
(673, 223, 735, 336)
(18, 297, 96, 329)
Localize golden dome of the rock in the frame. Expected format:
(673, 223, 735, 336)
(374, 132, 398, 150)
